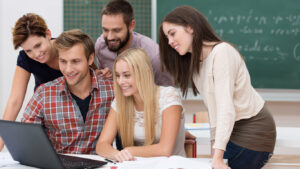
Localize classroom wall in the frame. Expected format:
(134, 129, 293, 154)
(0, 0, 63, 119)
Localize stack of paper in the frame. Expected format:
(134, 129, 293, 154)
(118, 156, 211, 169)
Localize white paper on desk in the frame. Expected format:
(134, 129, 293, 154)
(0, 152, 20, 167)
(118, 156, 211, 169)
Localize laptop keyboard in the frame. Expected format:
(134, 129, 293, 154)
(58, 154, 107, 169)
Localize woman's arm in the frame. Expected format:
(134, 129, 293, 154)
(125, 105, 182, 157)
(0, 66, 30, 151)
(96, 108, 120, 159)
(2, 66, 31, 120)
(211, 44, 239, 169)
(210, 140, 230, 168)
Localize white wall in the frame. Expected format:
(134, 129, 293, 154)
(0, 0, 63, 120)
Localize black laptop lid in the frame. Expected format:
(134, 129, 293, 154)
(0, 120, 65, 169)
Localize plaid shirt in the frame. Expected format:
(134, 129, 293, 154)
(22, 70, 114, 154)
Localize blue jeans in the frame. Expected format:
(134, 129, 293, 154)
(223, 141, 273, 169)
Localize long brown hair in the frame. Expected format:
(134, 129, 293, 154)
(159, 6, 221, 97)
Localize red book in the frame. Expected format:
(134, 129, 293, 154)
(193, 113, 196, 123)
(192, 141, 197, 158)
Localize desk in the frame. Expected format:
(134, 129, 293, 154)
(0, 152, 212, 169)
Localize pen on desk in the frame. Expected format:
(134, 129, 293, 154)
(105, 158, 116, 164)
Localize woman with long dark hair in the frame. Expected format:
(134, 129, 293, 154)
(159, 6, 276, 169)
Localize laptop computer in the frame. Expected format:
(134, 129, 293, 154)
(0, 120, 107, 169)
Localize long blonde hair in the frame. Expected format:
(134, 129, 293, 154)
(113, 48, 159, 147)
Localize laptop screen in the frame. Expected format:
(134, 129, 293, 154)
(0, 120, 106, 169)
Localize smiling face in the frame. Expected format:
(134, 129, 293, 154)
(58, 43, 93, 90)
(102, 14, 133, 52)
(21, 33, 52, 63)
(115, 59, 138, 97)
(162, 22, 194, 56)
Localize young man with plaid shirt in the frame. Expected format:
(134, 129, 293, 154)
(22, 29, 114, 154)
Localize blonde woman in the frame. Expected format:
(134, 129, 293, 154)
(96, 48, 185, 162)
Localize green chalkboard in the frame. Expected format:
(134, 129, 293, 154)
(157, 0, 300, 89)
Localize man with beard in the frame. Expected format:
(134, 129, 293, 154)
(95, 0, 173, 86)
(95, 0, 196, 152)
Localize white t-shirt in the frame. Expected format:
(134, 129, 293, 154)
(111, 86, 186, 156)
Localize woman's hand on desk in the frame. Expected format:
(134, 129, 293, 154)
(212, 160, 231, 169)
(212, 157, 230, 169)
(212, 149, 231, 169)
(114, 148, 136, 162)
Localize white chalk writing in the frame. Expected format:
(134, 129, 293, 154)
(206, 10, 300, 62)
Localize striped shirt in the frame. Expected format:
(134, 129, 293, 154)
(22, 70, 114, 154)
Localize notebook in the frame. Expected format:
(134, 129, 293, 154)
(0, 120, 107, 169)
